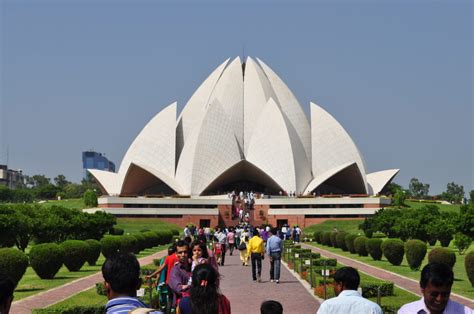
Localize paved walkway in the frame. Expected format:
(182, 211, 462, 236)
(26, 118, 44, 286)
(11, 250, 168, 314)
(300, 243, 474, 309)
(219, 251, 320, 314)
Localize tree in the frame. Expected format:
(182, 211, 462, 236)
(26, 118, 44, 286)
(441, 182, 465, 204)
(81, 173, 101, 194)
(457, 204, 474, 239)
(409, 178, 430, 199)
(386, 182, 403, 195)
(84, 189, 98, 207)
(31, 175, 51, 188)
(468, 190, 474, 204)
(393, 189, 406, 207)
(54, 174, 70, 190)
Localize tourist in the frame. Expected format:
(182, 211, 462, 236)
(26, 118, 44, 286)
(239, 234, 250, 266)
(317, 267, 382, 314)
(178, 263, 231, 314)
(0, 273, 14, 314)
(281, 224, 288, 240)
(266, 228, 283, 283)
(168, 240, 192, 307)
(227, 228, 235, 256)
(145, 245, 177, 284)
(261, 300, 283, 314)
(247, 229, 265, 282)
(398, 262, 473, 314)
(187, 240, 209, 286)
(214, 227, 227, 266)
(102, 253, 163, 313)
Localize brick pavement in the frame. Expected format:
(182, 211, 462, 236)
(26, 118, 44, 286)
(10, 250, 168, 314)
(301, 243, 474, 309)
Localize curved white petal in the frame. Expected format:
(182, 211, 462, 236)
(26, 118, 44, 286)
(246, 98, 299, 192)
(87, 169, 121, 196)
(243, 57, 278, 155)
(208, 57, 244, 149)
(311, 102, 368, 193)
(304, 161, 354, 194)
(119, 102, 177, 183)
(176, 99, 242, 195)
(367, 169, 400, 195)
(256, 58, 312, 162)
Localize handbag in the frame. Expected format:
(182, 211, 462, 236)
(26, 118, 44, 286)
(238, 242, 247, 251)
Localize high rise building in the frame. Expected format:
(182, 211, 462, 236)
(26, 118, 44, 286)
(82, 151, 115, 178)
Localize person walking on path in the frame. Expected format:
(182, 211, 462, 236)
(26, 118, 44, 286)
(239, 235, 250, 266)
(227, 228, 236, 256)
(215, 227, 228, 266)
(398, 262, 474, 314)
(266, 227, 283, 283)
(317, 266, 382, 314)
(168, 240, 192, 308)
(247, 229, 265, 282)
(102, 253, 163, 314)
(178, 263, 231, 314)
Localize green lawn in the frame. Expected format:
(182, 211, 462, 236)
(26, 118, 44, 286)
(38, 287, 106, 309)
(402, 200, 461, 213)
(38, 198, 86, 210)
(116, 217, 181, 234)
(308, 242, 474, 299)
(304, 220, 363, 235)
(15, 245, 167, 301)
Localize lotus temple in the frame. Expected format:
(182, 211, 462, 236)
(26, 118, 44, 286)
(88, 57, 399, 228)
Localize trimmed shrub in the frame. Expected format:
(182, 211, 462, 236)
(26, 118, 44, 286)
(382, 239, 405, 266)
(366, 238, 383, 261)
(428, 238, 437, 246)
(85, 239, 101, 266)
(29, 243, 64, 279)
(371, 232, 386, 238)
(143, 231, 159, 248)
(0, 248, 29, 286)
(83, 189, 98, 207)
(100, 235, 121, 258)
(361, 281, 394, 297)
(170, 229, 180, 236)
(109, 227, 124, 236)
(330, 231, 339, 248)
(438, 234, 453, 247)
(313, 258, 337, 267)
(345, 234, 358, 254)
(465, 251, 474, 287)
(313, 231, 323, 244)
(322, 232, 332, 246)
(336, 232, 348, 251)
(120, 235, 138, 254)
(34, 304, 105, 314)
(60, 240, 89, 271)
(428, 248, 456, 268)
(405, 239, 427, 270)
(133, 233, 146, 253)
(354, 236, 368, 256)
(156, 230, 173, 245)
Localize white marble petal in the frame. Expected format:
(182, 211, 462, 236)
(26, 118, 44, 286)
(87, 169, 121, 196)
(367, 169, 400, 195)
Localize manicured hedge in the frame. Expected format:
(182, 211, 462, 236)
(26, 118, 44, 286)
(313, 231, 323, 244)
(120, 235, 138, 254)
(354, 236, 368, 257)
(33, 305, 105, 314)
(29, 243, 65, 279)
(322, 232, 332, 246)
(366, 238, 383, 261)
(382, 239, 405, 266)
(336, 232, 348, 251)
(0, 248, 29, 285)
(345, 234, 358, 254)
(360, 281, 394, 297)
(61, 240, 89, 271)
(428, 248, 456, 268)
(85, 239, 101, 266)
(312, 258, 337, 267)
(100, 235, 121, 258)
(330, 231, 339, 248)
(465, 251, 474, 287)
(405, 239, 427, 270)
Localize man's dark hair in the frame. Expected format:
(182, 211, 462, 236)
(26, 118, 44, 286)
(271, 228, 278, 235)
(253, 229, 260, 237)
(420, 262, 454, 288)
(261, 300, 283, 314)
(333, 267, 360, 290)
(176, 240, 189, 248)
(102, 253, 141, 295)
(0, 273, 14, 306)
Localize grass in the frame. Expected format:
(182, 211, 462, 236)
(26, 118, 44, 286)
(116, 217, 181, 234)
(14, 245, 167, 301)
(307, 241, 474, 299)
(38, 198, 86, 210)
(400, 200, 461, 213)
(304, 220, 363, 235)
(37, 286, 106, 310)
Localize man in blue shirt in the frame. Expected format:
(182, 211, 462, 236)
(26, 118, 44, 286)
(266, 227, 283, 283)
(102, 253, 163, 314)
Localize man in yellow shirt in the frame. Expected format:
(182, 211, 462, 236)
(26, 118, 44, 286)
(247, 229, 265, 282)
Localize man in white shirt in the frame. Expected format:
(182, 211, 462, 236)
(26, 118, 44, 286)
(398, 262, 473, 314)
(317, 267, 382, 314)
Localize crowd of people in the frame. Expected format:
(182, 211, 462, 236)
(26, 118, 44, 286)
(1, 221, 472, 314)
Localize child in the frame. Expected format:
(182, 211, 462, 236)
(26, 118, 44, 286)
(213, 241, 223, 265)
(187, 240, 208, 286)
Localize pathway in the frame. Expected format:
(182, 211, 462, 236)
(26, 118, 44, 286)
(300, 243, 474, 309)
(11, 250, 168, 314)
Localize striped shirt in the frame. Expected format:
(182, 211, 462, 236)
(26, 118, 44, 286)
(105, 297, 163, 314)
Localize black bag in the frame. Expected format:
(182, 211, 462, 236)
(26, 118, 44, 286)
(238, 242, 247, 251)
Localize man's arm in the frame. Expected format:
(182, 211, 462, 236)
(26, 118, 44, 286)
(168, 267, 187, 294)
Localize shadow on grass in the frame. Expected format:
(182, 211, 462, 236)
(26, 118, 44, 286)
(15, 287, 43, 293)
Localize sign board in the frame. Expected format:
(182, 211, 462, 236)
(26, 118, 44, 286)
(295, 253, 299, 258)
(288, 249, 292, 252)
(305, 260, 311, 265)
(321, 269, 330, 276)
(136, 288, 145, 297)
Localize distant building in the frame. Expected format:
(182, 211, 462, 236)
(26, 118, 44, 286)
(0, 165, 25, 189)
(82, 151, 115, 178)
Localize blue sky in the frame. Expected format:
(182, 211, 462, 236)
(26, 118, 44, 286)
(1, 0, 472, 195)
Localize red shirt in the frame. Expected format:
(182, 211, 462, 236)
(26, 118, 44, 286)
(165, 253, 179, 284)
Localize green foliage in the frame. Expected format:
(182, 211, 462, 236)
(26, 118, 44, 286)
(33, 304, 105, 314)
(409, 178, 430, 199)
(360, 281, 394, 297)
(85, 239, 101, 266)
(405, 239, 427, 270)
(109, 227, 124, 235)
(469, 190, 474, 204)
(441, 182, 465, 204)
(382, 239, 405, 266)
(143, 231, 160, 248)
(95, 282, 107, 295)
(60, 240, 89, 271)
(330, 231, 338, 247)
(100, 235, 122, 258)
(366, 238, 383, 261)
(393, 189, 407, 207)
(29, 243, 65, 279)
(345, 234, 358, 254)
(133, 233, 147, 253)
(313, 231, 323, 244)
(119, 235, 138, 253)
(354, 236, 368, 256)
(453, 233, 472, 255)
(0, 248, 29, 286)
(312, 258, 337, 267)
(428, 247, 456, 268)
(322, 231, 332, 246)
(64, 183, 86, 199)
(458, 204, 474, 238)
(336, 232, 348, 251)
(156, 230, 173, 245)
(83, 189, 98, 207)
(465, 251, 474, 287)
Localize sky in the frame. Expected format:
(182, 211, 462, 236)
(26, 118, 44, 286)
(0, 0, 472, 195)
